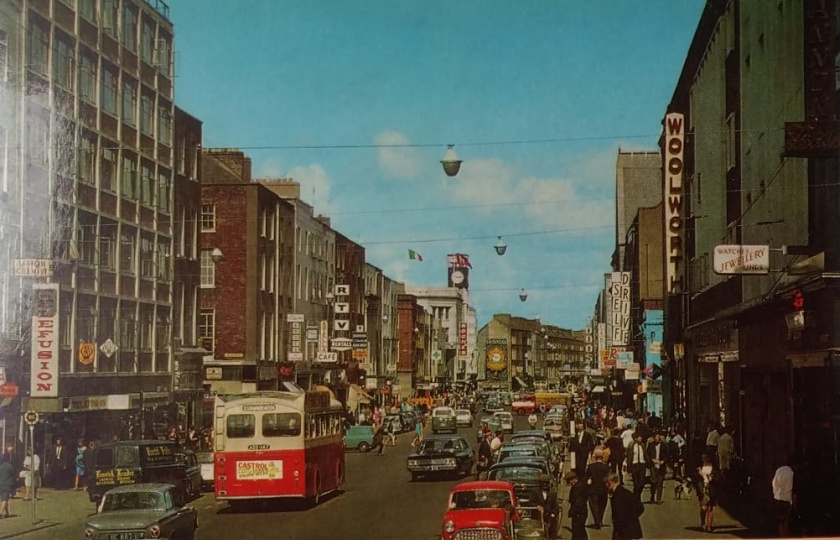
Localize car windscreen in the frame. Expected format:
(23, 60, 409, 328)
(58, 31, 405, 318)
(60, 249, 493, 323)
(419, 439, 462, 454)
(489, 467, 542, 483)
(450, 489, 513, 510)
(102, 491, 163, 512)
(433, 409, 454, 417)
(455, 410, 470, 416)
(500, 448, 537, 460)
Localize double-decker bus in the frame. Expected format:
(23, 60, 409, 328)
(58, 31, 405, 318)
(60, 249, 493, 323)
(213, 389, 345, 506)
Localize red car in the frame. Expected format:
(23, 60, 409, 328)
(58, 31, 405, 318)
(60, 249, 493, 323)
(511, 398, 536, 415)
(441, 480, 520, 540)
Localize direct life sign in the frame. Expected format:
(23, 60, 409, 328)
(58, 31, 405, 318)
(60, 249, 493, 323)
(31, 283, 59, 398)
(713, 245, 770, 275)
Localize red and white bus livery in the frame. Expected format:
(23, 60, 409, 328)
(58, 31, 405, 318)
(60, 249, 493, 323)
(213, 389, 345, 505)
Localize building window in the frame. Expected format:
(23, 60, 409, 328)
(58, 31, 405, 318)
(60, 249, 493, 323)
(102, 0, 118, 36)
(140, 162, 154, 206)
(157, 242, 170, 280)
(27, 117, 49, 166)
(122, 5, 137, 51)
(157, 35, 171, 76)
(200, 204, 215, 231)
(141, 18, 154, 63)
(79, 50, 97, 103)
(158, 107, 171, 145)
(78, 133, 96, 185)
(158, 171, 170, 212)
(100, 144, 116, 191)
(199, 309, 214, 352)
(121, 155, 137, 200)
(140, 93, 153, 135)
(99, 233, 115, 270)
(139, 236, 154, 277)
(139, 307, 153, 349)
(120, 232, 135, 274)
(0, 126, 7, 194)
(54, 35, 75, 91)
(119, 306, 135, 350)
(79, 0, 96, 22)
(200, 250, 215, 287)
(0, 29, 7, 82)
(27, 20, 49, 77)
(122, 79, 136, 125)
(79, 223, 96, 265)
(101, 65, 118, 115)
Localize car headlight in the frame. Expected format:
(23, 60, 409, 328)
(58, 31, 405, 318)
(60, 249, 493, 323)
(84, 528, 95, 540)
(148, 525, 161, 538)
(445, 458, 457, 466)
(444, 520, 456, 533)
(408, 459, 419, 466)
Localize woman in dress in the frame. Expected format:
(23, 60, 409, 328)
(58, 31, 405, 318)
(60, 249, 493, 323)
(696, 453, 719, 532)
(74, 439, 87, 490)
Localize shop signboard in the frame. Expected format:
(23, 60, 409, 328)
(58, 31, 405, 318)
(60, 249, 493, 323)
(31, 283, 59, 398)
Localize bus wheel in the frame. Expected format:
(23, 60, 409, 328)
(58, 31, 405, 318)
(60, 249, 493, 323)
(517, 409, 526, 415)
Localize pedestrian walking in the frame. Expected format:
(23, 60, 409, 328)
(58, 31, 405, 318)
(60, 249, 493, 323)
(705, 423, 720, 467)
(666, 426, 686, 480)
(411, 417, 423, 449)
(571, 419, 595, 477)
(83, 440, 96, 490)
(717, 427, 734, 476)
(74, 439, 87, 490)
(697, 453, 719, 533)
(21, 449, 40, 501)
(605, 428, 625, 483)
(771, 453, 796, 538)
(605, 473, 644, 540)
(490, 431, 503, 458)
(0, 453, 15, 519)
(585, 448, 610, 529)
(385, 419, 397, 447)
(371, 423, 387, 456)
(646, 431, 668, 504)
(565, 471, 589, 540)
(476, 431, 493, 480)
(626, 432, 648, 501)
(45, 436, 71, 489)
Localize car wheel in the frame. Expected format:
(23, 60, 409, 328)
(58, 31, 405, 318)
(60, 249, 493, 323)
(517, 409, 526, 416)
(358, 442, 370, 453)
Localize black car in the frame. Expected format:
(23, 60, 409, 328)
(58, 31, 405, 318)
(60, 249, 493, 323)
(175, 451, 203, 500)
(488, 462, 559, 539)
(406, 435, 475, 481)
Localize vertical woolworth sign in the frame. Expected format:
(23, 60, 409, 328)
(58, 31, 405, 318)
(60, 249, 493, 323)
(664, 112, 685, 295)
(31, 283, 59, 397)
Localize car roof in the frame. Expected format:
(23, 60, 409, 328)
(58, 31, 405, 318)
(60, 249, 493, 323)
(98, 440, 178, 449)
(423, 434, 466, 441)
(105, 483, 174, 495)
(489, 459, 546, 470)
(512, 430, 549, 438)
(451, 480, 515, 493)
(501, 443, 537, 450)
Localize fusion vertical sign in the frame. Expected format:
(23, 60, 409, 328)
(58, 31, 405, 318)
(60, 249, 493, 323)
(664, 112, 685, 294)
(31, 283, 59, 397)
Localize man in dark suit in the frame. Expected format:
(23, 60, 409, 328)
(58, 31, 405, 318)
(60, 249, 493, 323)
(565, 471, 589, 540)
(606, 472, 644, 540)
(626, 431, 648, 501)
(586, 448, 611, 529)
(45, 437, 72, 489)
(570, 419, 595, 477)
(646, 431, 669, 504)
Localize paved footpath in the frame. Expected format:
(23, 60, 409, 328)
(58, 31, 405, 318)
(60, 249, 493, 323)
(0, 488, 96, 539)
(558, 474, 749, 540)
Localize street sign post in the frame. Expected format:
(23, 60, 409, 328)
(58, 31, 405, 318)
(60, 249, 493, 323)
(24, 410, 38, 524)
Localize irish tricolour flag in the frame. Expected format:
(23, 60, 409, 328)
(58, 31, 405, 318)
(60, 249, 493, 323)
(408, 249, 424, 261)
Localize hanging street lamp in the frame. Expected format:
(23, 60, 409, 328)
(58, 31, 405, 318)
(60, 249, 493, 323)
(494, 236, 507, 256)
(441, 144, 462, 177)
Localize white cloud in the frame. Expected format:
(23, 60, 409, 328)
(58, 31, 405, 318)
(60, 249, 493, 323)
(256, 157, 286, 179)
(448, 157, 613, 232)
(286, 163, 334, 215)
(375, 130, 422, 179)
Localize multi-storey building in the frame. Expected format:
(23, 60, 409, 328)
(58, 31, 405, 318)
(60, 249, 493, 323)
(171, 106, 204, 429)
(664, 0, 840, 504)
(613, 150, 662, 270)
(335, 232, 365, 384)
(260, 179, 334, 388)
(200, 150, 295, 393)
(0, 0, 178, 448)
(381, 274, 400, 383)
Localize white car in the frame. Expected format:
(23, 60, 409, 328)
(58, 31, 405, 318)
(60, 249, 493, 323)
(454, 409, 473, 427)
(493, 411, 514, 433)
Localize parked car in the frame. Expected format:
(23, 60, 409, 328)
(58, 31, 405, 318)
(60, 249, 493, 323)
(511, 397, 536, 415)
(441, 480, 520, 540)
(344, 424, 375, 452)
(542, 416, 568, 445)
(487, 462, 558, 539)
(407, 435, 475, 481)
(494, 411, 514, 433)
(455, 409, 473, 427)
(496, 444, 540, 464)
(431, 406, 457, 434)
(175, 451, 203, 500)
(195, 452, 214, 492)
(484, 400, 505, 413)
(83, 483, 198, 540)
(486, 457, 557, 492)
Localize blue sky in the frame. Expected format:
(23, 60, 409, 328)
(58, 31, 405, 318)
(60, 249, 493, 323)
(171, 0, 705, 329)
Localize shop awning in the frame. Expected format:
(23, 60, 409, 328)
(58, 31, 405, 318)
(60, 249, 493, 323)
(347, 383, 374, 412)
(591, 385, 606, 393)
(512, 376, 528, 390)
